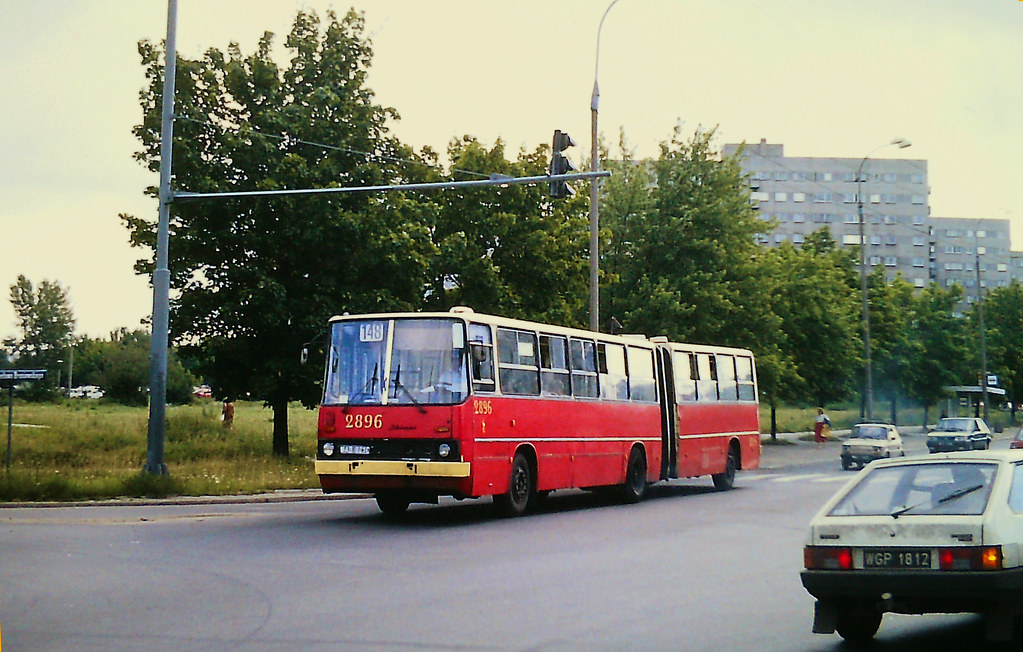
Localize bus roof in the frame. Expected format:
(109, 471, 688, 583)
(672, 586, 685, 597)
(327, 309, 754, 358)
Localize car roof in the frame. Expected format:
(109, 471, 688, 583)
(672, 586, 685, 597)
(872, 449, 1023, 466)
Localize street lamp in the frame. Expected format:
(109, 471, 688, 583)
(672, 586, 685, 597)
(975, 233, 989, 423)
(590, 0, 620, 332)
(856, 137, 911, 421)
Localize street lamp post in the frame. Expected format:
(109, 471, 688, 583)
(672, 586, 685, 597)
(856, 138, 911, 421)
(976, 244, 989, 423)
(589, 0, 620, 332)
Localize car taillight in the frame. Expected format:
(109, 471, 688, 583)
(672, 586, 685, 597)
(939, 546, 1002, 571)
(804, 546, 853, 570)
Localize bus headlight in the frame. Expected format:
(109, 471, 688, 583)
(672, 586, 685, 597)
(438, 443, 451, 458)
(322, 442, 335, 457)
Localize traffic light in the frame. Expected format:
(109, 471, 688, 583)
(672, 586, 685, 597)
(549, 129, 576, 198)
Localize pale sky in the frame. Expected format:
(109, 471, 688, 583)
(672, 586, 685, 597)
(2, 0, 1021, 342)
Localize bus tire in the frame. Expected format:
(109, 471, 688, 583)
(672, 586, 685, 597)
(620, 447, 648, 503)
(375, 492, 411, 516)
(712, 445, 738, 491)
(495, 451, 534, 517)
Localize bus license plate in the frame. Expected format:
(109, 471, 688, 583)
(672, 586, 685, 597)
(863, 548, 931, 569)
(338, 445, 371, 455)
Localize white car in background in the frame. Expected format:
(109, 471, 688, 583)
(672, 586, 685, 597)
(69, 385, 104, 399)
(841, 423, 905, 470)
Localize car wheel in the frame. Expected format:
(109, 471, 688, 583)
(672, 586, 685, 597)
(712, 446, 738, 491)
(836, 607, 882, 643)
(375, 492, 411, 516)
(495, 451, 534, 516)
(841, 459, 851, 471)
(620, 447, 648, 503)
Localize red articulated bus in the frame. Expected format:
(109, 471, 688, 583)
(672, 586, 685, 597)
(314, 308, 760, 516)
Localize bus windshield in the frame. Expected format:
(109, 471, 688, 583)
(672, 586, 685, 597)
(323, 318, 469, 406)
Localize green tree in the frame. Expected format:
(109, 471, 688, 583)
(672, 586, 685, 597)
(426, 137, 589, 325)
(603, 126, 770, 347)
(979, 281, 1023, 422)
(7, 275, 75, 395)
(123, 10, 437, 456)
(74, 330, 196, 405)
(868, 271, 917, 424)
(763, 230, 861, 408)
(904, 283, 971, 424)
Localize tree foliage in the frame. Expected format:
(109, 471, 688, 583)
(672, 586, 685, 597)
(123, 10, 437, 455)
(980, 281, 1023, 417)
(425, 137, 589, 325)
(74, 329, 196, 405)
(5, 275, 76, 395)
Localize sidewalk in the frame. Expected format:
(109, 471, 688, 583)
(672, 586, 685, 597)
(758, 426, 927, 470)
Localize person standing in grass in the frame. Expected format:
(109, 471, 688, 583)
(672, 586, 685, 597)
(222, 400, 235, 429)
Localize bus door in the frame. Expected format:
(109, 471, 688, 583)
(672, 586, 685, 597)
(656, 345, 678, 480)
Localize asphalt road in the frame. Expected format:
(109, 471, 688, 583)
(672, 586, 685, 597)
(0, 429, 1018, 652)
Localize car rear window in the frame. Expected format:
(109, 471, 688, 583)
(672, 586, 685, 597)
(829, 462, 997, 517)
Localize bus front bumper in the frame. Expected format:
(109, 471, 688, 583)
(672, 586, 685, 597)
(315, 459, 471, 478)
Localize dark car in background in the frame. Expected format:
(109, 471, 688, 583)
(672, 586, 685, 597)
(926, 417, 991, 453)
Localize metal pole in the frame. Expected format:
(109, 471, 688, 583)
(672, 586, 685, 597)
(854, 139, 910, 422)
(977, 247, 989, 423)
(144, 0, 177, 476)
(856, 161, 873, 421)
(590, 0, 620, 333)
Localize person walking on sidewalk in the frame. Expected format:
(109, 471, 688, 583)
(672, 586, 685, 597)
(814, 407, 831, 447)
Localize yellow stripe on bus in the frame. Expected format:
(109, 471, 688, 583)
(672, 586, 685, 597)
(315, 459, 471, 478)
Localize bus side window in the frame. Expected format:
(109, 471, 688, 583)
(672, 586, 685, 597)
(497, 327, 540, 396)
(696, 353, 718, 401)
(468, 323, 495, 393)
(539, 334, 570, 397)
(736, 356, 756, 401)
(717, 354, 738, 401)
(674, 351, 698, 402)
(569, 338, 599, 398)
(598, 342, 629, 400)
(627, 347, 657, 402)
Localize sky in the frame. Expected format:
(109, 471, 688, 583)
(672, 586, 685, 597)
(1, 0, 1021, 342)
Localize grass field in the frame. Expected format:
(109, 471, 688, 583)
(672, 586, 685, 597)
(1, 399, 319, 502)
(2, 399, 1015, 502)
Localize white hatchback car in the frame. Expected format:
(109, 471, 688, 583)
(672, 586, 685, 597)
(801, 450, 1023, 643)
(841, 423, 904, 470)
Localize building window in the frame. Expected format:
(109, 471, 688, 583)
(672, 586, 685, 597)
(792, 213, 805, 223)
(774, 192, 788, 202)
(792, 234, 805, 244)
(884, 257, 897, 267)
(775, 171, 789, 181)
(911, 195, 926, 205)
(886, 235, 897, 246)
(913, 215, 924, 225)
(792, 192, 806, 202)
(869, 256, 882, 266)
(913, 236, 925, 246)
(912, 257, 924, 267)
(843, 214, 859, 224)
(870, 235, 881, 246)
(843, 234, 861, 246)
(914, 277, 926, 288)
(870, 193, 881, 204)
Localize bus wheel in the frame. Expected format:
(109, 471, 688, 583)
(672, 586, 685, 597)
(620, 447, 648, 503)
(375, 492, 411, 516)
(495, 451, 534, 516)
(712, 446, 738, 491)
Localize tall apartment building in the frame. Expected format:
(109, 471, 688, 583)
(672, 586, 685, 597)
(723, 139, 932, 287)
(928, 217, 1013, 305)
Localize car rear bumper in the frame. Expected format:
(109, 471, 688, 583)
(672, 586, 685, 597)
(801, 567, 1023, 613)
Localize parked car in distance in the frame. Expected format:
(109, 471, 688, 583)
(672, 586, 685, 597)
(1011, 427, 1023, 450)
(192, 384, 212, 398)
(841, 423, 905, 470)
(801, 450, 1023, 643)
(68, 385, 104, 399)
(926, 417, 991, 453)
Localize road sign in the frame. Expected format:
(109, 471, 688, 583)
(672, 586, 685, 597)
(0, 369, 47, 381)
